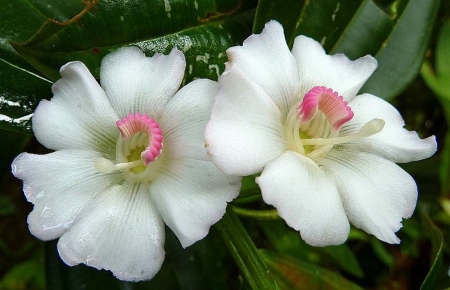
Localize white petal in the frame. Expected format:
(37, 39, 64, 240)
(320, 150, 418, 244)
(226, 20, 300, 114)
(11, 150, 123, 240)
(33, 62, 119, 153)
(292, 35, 377, 100)
(205, 67, 286, 176)
(159, 79, 218, 160)
(58, 182, 165, 282)
(340, 94, 437, 163)
(256, 151, 350, 246)
(150, 158, 240, 248)
(100, 47, 185, 119)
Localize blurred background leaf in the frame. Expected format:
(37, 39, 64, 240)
(261, 250, 363, 290)
(420, 215, 444, 290)
(421, 18, 450, 194)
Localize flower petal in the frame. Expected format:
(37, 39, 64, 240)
(11, 150, 123, 240)
(159, 79, 218, 160)
(150, 158, 240, 248)
(57, 182, 165, 282)
(205, 67, 286, 176)
(33, 62, 119, 153)
(292, 35, 377, 101)
(256, 151, 350, 246)
(226, 20, 300, 114)
(320, 150, 418, 244)
(100, 46, 185, 119)
(340, 94, 437, 163)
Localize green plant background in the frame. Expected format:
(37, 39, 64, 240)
(1, 0, 449, 289)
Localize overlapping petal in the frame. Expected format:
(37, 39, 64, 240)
(321, 150, 418, 244)
(58, 182, 165, 282)
(257, 151, 350, 246)
(150, 158, 240, 248)
(226, 21, 300, 114)
(100, 47, 185, 119)
(159, 79, 218, 161)
(340, 94, 437, 162)
(205, 68, 286, 176)
(33, 62, 119, 154)
(292, 36, 377, 101)
(11, 150, 123, 240)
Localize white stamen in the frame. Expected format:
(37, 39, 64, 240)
(301, 118, 385, 146)
(94, 157, 143, 173)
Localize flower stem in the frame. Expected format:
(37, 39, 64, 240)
(232, 206, 280, 220)
(215, 208, 280, 290)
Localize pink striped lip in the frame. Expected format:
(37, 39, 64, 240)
(297, 86, 354, 131)
(116, 113, 163, 165)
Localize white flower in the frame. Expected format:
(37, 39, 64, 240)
(205, 21, 437, 246)
(12, 47, 240, 281)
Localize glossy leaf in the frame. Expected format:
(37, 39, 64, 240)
(420, 215, 444, 290)
(12, 0, 255, 81)
(0, 60, 52, 133)
(261, 250, 363, 290)
(1, 0, 255, 133)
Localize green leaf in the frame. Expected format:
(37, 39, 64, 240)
(252, 0, 306, 37)
(1, 0, 255, 133)
(329, 0, 393, 58)
(322, 245, 364, 278)
(420, 19, 450, 193)
(420, 214, 444, 290)
(0, 59, 52, 133)
(254, 0, 363, 49)
(0, 260, 45, 290)
(253, 0, 440, 100)
(261, 250, 363, 290)
(12, 0, 255, 81)
(215, 208, 280, 290)
(260, 220, 363, 278)
(359, 0, 440, 99)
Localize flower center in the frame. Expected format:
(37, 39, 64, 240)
(285, 86, 384, 159)
(94, 113, 164, 182)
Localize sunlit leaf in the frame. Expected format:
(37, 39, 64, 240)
(261, 250, 363, 290)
